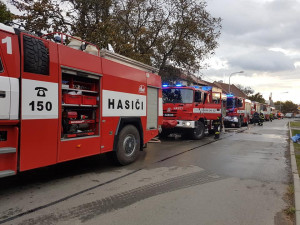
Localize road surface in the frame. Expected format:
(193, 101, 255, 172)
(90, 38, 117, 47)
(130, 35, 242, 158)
(0, 119, 293, 225)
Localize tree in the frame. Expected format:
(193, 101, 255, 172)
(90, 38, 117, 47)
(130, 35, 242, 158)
(10, 0, 222, 78)
(235, 84, 254, 96)
(248, 92, 265, 103)
(274, 101, 298, 114)
(160, 65, 182, 84)
(0, 1, 13, 24)
(113, 0, 221, 74)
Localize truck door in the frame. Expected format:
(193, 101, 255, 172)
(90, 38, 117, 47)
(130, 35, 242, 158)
(0, 30, 20, 120)
(204, 92, 222, 120)
(19, 33, 59, 171)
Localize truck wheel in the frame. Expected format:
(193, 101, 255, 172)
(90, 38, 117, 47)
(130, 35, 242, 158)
(115, 125, 140, 165)
(23, 35, 49, 75)
(191, 122, 205, 140)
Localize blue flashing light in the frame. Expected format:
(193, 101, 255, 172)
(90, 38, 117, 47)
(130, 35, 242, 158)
(227, 94, 234, 97)
(176, 84, 183, 87)
(162, 84, 168, 87)
(192, 86, 200, 89)
(202, 86, 212, 91)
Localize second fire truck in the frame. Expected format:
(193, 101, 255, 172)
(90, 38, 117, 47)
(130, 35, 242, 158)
(161, 85, 224, 139)
(224, 95, 251, 127)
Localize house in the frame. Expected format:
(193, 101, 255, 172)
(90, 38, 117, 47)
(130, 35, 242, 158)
(213, 81, 248, 98)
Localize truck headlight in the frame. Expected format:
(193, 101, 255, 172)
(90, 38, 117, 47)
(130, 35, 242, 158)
(186, 122, 191, 126)
(232, 117, 238, 122)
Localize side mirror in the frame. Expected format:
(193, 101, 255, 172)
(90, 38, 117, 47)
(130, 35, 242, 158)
(80, 43, 86, 51)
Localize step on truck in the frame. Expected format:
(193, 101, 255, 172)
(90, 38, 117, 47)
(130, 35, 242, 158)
(0, 23, 162, 178)
(224, 94, 251, 128)
(161, 85, 224, 139)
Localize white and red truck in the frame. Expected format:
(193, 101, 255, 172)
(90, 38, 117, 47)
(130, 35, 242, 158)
(0, 23, 162, 178)
(261, 103, 271, 121)
(161, 85, 224, 139)
(224, 95, 251, 127)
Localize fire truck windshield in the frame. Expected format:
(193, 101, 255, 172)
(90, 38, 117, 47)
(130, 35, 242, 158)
(226, 97, 234, 109)
(163, 88, 193, 104)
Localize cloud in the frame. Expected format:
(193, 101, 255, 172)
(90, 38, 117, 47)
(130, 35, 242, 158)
(228, 49, 295, 72)
(202, 0, 300, 104)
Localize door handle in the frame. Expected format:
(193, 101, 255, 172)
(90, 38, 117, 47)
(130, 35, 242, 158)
(0, 91, 6, 98)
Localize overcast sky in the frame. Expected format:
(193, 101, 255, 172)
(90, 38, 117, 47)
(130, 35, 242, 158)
(203, 0, 300, 104)
(4, 0, 300, 103)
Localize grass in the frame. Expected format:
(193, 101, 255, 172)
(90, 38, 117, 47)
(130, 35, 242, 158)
(284, 206, 296, 216)
(287, 184, 295, 197)
(290, 121, 300, 127)
(296, 155, 300, 174)
(291, 121, 300, 175)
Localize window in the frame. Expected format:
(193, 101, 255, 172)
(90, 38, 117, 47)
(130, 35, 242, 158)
(226, 98, 234, 108)
(237, 98, 243, 107)
(212, 93, 220, 104)
(195, 91, 202, 102)
(163, 88, 193, 104)
(0, 58, 3, 73)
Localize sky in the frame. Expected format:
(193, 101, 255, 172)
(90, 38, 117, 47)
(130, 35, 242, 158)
(3, 0, 300, 104)
(203, 0, 300, 104)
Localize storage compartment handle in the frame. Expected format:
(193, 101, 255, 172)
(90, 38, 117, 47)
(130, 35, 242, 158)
(0, 91, 6, 98)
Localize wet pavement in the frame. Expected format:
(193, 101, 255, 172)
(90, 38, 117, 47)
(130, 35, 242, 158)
(0, 119, 293, 225)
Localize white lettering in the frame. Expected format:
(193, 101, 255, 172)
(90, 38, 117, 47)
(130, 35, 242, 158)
(102, 90, 146, 117)
(2, 37, 12, 54)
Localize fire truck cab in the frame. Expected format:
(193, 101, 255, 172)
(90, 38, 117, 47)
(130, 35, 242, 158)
(0, 23, 162, 178)
(224, 95, 251, 128)
(261, 104, 270, 121)
(161, 85, 223, 139)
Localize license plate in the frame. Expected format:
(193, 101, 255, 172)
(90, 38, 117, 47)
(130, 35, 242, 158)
(164, 114, 174, 117)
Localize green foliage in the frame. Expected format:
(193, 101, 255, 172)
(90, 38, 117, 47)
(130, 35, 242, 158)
(274, 100, 298, 114)
(10, 0, 222, 74)
(248, 92, 266, 103)
(291, 122, 300, 128)
(160, 65, 182, 84)
(0, 1, 13, 23)
(235, 84, 254, 96)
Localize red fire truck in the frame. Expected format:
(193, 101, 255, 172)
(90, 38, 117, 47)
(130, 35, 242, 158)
(161, 85, 224, 139)
(261, 103, 271, 121)
(0, 23, 162, 178)
(224, 95, 251, 127)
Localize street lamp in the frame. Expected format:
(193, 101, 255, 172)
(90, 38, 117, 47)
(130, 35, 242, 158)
(279, 91, 288, 112)
(229, 71, 244, 94)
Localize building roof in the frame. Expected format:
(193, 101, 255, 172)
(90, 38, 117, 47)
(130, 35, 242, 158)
(180, 74, 208, 86)
(213, 81, 248, 98)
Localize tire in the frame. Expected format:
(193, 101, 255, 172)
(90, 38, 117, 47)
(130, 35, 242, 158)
(23, 35, 49, 75)
(114, 125, 140, 165)
(191, 121, 205, 140)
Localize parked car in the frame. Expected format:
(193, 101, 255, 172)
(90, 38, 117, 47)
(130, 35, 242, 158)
(285, 113, 294, 118)
(295, 114, 300, 118)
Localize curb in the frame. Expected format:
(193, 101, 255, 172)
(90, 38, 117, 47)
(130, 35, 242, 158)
(289, 122, 300, 225)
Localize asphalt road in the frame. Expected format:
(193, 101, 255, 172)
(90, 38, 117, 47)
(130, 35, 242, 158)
(0, 119, 294, 225)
